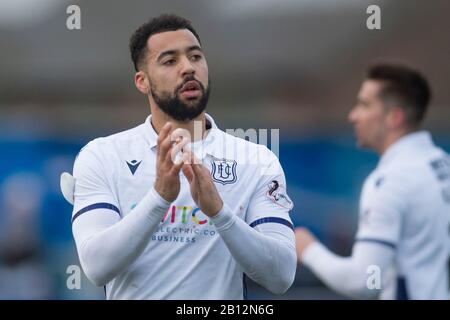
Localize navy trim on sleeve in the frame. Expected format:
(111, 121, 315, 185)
(242, 274, 248, 300)
(356, 238, 396, 250)
(396, 277, 409, 300)
(72, 202, 121, 223)
(249, 217, 294, 230)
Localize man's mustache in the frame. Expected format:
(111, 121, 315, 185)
(176, 76, 205, 94)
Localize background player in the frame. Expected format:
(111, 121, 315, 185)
(295, 63, 450, 299)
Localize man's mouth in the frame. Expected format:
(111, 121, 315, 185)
(179, 80, 202, 99)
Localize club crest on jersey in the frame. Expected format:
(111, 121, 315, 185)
(266, 180, 293, 210)
(211, 159, 237, 185)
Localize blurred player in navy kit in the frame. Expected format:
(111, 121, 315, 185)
(296, 64, 450, 299)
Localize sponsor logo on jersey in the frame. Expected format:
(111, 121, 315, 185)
(130, 203, 217, 243)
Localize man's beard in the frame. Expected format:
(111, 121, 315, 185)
(150, 76, 211, 122)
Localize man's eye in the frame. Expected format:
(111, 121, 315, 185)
(357, 101, 368, 108)
(191, 54, 202, 61)
(163, 59, 176, 65)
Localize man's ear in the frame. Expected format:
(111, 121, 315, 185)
(387, 106, 406, 129)
(134, 71, 150, 94)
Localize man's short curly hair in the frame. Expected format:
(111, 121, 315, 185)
(129, 14, 201, 72)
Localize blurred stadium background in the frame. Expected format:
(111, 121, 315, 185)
(0, 0, 449, 299)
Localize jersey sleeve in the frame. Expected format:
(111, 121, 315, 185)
(355, 172, 407, 248)
(245, 146, 294, 231)
(72, 141, 121, 223)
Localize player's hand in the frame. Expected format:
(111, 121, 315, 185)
(295, 227, 317, 262)
(181, 150, 223, 217)
(154, 122, 188, 202)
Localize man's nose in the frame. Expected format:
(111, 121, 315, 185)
(180, 56, 195, 77)
(348, 107, 357, 123)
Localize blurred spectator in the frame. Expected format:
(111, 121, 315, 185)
(0, 173, 54, 299)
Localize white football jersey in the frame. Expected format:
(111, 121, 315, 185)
(356, 131, 450, 299)
(71, 114, 294, 299)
